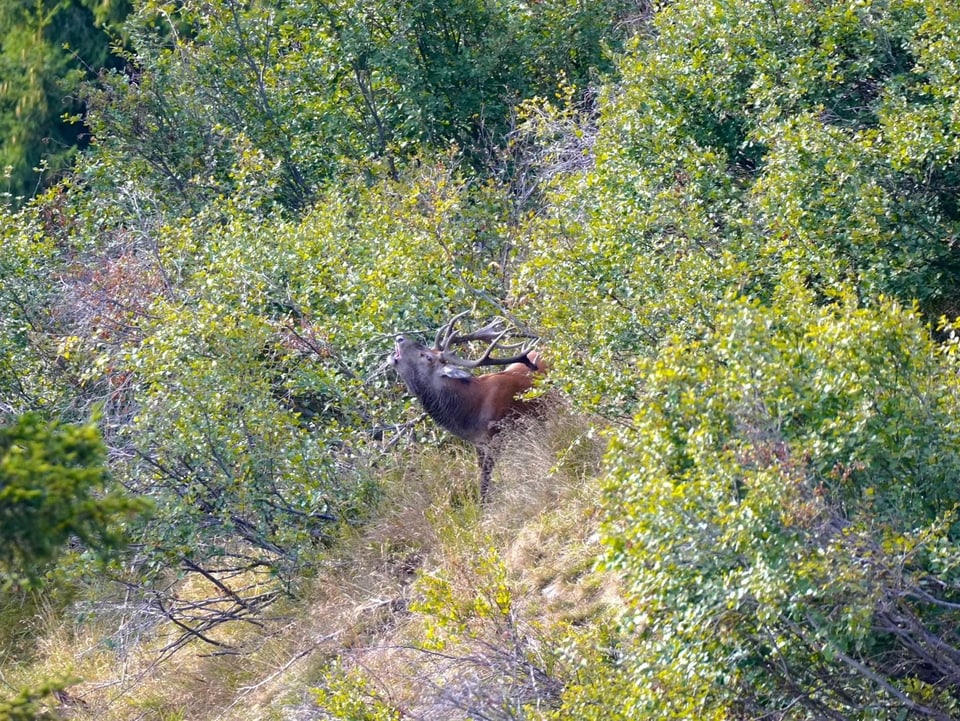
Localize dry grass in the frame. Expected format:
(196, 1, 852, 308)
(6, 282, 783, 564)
(3, 408, 618, 720)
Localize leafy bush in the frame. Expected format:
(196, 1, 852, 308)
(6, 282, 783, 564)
(81, 0, 638, 213)
(0, 677, 72, 721)
(0, 412, 144, 589)
(602, 285, 960, 719)
(519, 0, 960, 415)
(0, 154, 540, 649)
(0, 0, 126, 205)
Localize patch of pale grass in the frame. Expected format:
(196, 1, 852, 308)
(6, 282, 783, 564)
(52, 569, 292, 721)
(485, 409, 605, 530)
(297, 410, 622, 720)
(482, 410, 622, 627)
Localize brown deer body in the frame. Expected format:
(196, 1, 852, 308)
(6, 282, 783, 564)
(389, 315, 546, 499)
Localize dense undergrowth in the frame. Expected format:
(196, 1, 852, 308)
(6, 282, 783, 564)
(4, 0, 960, 719)
(4, 414, 611, 720)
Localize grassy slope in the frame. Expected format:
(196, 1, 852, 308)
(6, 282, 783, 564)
(9, 411, 618, 720)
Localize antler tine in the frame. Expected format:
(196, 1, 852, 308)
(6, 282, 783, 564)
(464, 327, 512, 368)
(446, 317, 511, 345)
(434, 310, 472, 351)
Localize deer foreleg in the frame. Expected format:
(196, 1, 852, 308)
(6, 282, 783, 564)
(477, 445, 496, 502)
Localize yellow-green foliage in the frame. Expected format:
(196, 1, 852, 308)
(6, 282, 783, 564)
(412, 545, 514, 651)
(312, 662, 401, 721)
(603, 287, 960, 718)
(4, 0, 960, 719)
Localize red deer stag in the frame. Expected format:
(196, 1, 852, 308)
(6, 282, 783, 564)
(389, 312, 546, 500)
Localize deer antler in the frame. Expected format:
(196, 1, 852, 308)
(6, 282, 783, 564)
(433, 310, 475, 351)
(434, 313, 538, 369)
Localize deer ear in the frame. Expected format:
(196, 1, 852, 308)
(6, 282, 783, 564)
(440, 365, 472, 380)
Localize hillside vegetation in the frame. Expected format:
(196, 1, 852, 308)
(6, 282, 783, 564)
(3, 0, 960, 719)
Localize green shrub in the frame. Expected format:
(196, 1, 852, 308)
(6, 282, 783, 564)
(602, 285, 960, 719)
